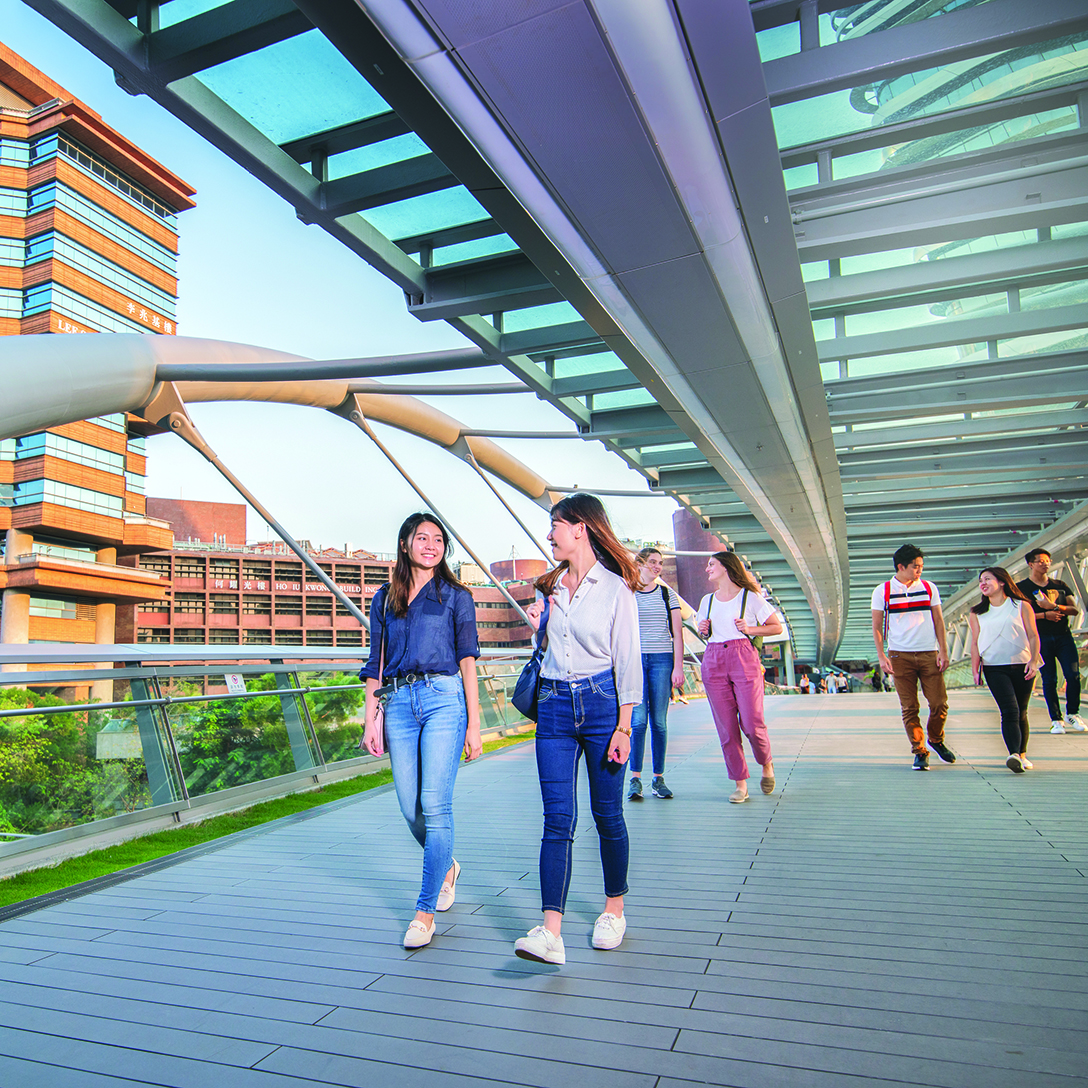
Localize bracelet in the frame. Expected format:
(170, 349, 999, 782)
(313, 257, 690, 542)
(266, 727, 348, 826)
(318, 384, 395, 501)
(614, 724, 632, 736)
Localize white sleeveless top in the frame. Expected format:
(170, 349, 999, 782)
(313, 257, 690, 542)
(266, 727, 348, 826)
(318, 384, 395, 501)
(977, 597, 1031, 665)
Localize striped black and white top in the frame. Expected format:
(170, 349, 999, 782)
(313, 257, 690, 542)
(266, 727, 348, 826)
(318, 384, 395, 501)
(635, 584, 681, 654)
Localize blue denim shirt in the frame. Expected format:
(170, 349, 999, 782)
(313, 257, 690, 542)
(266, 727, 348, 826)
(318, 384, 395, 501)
(360, 577, 479, 682)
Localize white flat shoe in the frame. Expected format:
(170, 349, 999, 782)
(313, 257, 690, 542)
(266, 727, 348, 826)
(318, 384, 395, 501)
(403, 919, 435, 948)
(436, 859, 460, 912)
(1019, 755, 1033, 769)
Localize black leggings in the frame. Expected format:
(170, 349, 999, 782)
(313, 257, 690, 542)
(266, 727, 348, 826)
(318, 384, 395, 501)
(983, 663, 1034, 755)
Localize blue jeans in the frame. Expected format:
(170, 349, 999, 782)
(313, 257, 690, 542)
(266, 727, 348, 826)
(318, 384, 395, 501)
(383, 674, 467, 913)
(1039, 632, 1081, 720)
(630, 651, 672, 776)
(535, 670, 629, 914)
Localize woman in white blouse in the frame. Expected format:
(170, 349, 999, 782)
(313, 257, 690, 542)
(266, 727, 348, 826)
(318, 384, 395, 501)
(968, 567, 1042, 773)
(513, 494, 642, 966)
(697, 552, 783, 803)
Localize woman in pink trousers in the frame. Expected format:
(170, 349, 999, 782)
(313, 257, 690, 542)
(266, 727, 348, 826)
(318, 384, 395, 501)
(697, 552, 783, 803)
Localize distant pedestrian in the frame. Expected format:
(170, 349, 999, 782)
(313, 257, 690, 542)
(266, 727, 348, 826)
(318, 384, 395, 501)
(870, 668, 882, 692)
(697, 552, 783, 802)
(871, 544, 956, 771)
(1017, 549, 1085, 733)
(627, 547, 684, 802)
(514, 494, 642, 967)
(969, 567, 1042, 773)
(799, 673, 811, 694)
(361, 513, 482, 950)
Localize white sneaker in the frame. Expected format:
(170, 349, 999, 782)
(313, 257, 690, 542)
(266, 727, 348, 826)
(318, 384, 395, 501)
(1065, 714, 1088, 732)
(515, 925, 565, 964)
(1050, 720, 1066, 734)
(592, 911, 627, 950)
(1019, 755, 1034, 769)
(436, 859, 460, 912)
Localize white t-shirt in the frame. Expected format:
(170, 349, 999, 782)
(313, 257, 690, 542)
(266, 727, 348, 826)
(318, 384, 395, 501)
(871, 576, 941, 652)
(698, 589, 776, 643)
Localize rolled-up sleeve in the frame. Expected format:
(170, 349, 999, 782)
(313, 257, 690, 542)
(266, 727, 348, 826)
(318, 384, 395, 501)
(359, 587, 386, 681)
(453, 587, 481, 662)
(611, 585, 643, 705)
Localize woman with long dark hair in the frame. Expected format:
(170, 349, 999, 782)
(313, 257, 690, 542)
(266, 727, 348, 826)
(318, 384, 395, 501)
(697, 552, 783, 803)
(513, 493, 642, 966)
(361, 513, 481, 948)
(968, 566, 1042, 773)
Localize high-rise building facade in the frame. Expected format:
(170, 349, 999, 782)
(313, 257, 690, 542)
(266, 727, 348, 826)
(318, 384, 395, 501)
(0, 43, 195, 653)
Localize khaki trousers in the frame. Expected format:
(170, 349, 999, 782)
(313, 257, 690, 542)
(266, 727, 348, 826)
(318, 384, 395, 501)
(889, 650, 948, 754)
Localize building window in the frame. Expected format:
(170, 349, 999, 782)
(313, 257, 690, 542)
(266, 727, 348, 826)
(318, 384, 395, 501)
(209, 558, 239, 580)
(139, 555, 171, 577)
(336, 630, 363, 648)
(175, 558, 205, 579)
(364, 565, 389, 585)
(208, 629, 239, 644)
(274, 596, 302, 615)
(242, 560, 271, 581)
(174, 594, 205, 614)
(305, 596, 333, 616)
(173, 628, 205, 644)
(274, 630, 303, 645)
(124, 471, 145, 494)
(337, 565, 361, 582)
(18, 433, 126, 472)
(242, 595, 271, 615)
(137, 628, 170, 643)
(243, 630, 271, 645)
(22, 281, 167, 334)
(29, 597, 78, 620)
(31, 536, 97, 563)
(275, 562, 303, 581)
(209, 594, 238, 614)
(306, 631, 334, 646)
(137, 601, 168, 614)
(13, 479, 123, 518)
(336, 596, 363, 617)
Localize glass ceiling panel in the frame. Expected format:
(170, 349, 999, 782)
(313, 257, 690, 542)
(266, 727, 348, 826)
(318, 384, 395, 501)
(503, 301, 582, 333)
(827, 1, 998, 46)
(592, 389, 657, 411)
(196, 30, 389, 145)
(773, 31, 1088, 150)
(842, 344, 987, 378)
(999, 328, 1088, 356)
(553, 352, 626, 378)
(844, 293, 1008, 335)
(362, 187, 488, 240)
(157, 0, 229, 29)
(432, 234, 518, 267)
(327, 133, 432, 181)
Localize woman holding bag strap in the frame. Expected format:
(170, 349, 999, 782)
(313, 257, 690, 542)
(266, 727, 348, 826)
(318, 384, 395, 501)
(361, 512, 481, 950)
(514, 493, 642, 966)
(697, 551, 782, 803)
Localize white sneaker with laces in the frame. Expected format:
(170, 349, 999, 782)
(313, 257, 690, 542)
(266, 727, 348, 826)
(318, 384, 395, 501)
(514, 925, 565, 964)
(1065, 713, 1088, 732)
(592, 911, 627, 950)
(1050, 720, 1066, 734)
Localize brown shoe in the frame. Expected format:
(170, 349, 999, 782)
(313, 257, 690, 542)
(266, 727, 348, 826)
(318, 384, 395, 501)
(760, 775, 775, 794)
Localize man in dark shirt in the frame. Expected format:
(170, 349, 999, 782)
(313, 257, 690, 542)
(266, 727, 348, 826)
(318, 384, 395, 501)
(1017, 548, 1085, 733)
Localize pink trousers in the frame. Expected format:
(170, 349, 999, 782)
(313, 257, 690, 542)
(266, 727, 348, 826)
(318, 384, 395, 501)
(703, 640, 772, 781)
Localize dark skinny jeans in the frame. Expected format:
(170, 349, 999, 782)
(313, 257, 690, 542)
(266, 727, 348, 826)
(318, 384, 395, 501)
(982, 663, 1034, 755)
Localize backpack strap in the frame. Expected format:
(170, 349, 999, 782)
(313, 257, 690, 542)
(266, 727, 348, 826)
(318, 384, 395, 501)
(660, 584, 673, 637)
(882, 580, 891, 644)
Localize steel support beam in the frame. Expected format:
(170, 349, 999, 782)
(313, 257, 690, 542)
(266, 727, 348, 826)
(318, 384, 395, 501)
(320, 154, 456, 216)
(833, 409, 1088, 451)
(279, 111, 411, 163)
(407, 252, 561, 321)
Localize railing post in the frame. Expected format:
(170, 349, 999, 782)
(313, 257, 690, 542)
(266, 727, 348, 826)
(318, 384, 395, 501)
(126, 666, 183, 806)
(271, 660, 323, 772)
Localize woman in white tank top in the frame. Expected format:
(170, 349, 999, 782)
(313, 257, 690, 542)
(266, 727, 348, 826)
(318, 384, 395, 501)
(968, 567, 1042, 773)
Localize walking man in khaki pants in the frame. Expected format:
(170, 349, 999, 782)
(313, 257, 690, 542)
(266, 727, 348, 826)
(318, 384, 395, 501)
(871, 544, 957, 771)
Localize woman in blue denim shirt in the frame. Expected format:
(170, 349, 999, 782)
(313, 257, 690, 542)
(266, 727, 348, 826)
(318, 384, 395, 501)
(361, 513, 481, 949)
(514, 494, 642, 966)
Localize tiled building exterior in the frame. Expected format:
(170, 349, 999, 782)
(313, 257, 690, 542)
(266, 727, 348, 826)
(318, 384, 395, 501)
(0, 44, 194, 652)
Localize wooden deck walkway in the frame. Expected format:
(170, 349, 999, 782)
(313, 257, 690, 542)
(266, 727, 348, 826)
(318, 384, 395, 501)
(0, 691, 1085, 1087)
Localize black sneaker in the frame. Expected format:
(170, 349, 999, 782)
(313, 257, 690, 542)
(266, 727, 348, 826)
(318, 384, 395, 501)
(931, 741, 957, 764)
(913, 753, 930, 771)
(627, 777, 643, 801)
(651, 776, 673, 799)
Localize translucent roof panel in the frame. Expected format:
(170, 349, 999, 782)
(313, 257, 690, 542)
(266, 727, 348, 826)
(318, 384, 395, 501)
(196, 31, 390, 145)
(503, 301, 583, 333)
(553, 352, 626, 378)
(592, 389, 657, 411)
(157, 0, 231, 30)
(363, 187, 489, 240)
(326, 133, 432, 181)
(432, 234, 518, 266)
(826, 1, 998, 46)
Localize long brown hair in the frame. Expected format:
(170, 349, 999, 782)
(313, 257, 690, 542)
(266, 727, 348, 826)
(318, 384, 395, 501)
(388, 512, 465, 617)
(535, 493, 641, 594)
(709, 550, 760, 593)
(970, 566, 1027, 615)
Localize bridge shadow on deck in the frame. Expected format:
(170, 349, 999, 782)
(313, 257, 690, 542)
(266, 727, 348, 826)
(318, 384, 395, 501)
(0, 692, 1085, 1087)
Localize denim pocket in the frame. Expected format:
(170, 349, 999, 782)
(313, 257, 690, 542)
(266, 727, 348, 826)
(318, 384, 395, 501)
(537, 681, 557, 704)
(588, 672, 617, 698)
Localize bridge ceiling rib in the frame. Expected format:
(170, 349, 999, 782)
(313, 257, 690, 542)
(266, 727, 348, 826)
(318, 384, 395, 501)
(29, 0, 1088, 663)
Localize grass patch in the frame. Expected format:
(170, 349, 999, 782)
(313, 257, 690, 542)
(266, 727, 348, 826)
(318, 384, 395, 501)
(0, 729, 533, 909)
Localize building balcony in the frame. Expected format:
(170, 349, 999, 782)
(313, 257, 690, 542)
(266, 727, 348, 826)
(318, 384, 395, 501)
(0, 554, 170, 603)
(119, 514, 173, 554)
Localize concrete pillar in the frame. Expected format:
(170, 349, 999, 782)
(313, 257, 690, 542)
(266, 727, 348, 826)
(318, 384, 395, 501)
(1, 529, 33, 671)
(91, 546, 119, 704)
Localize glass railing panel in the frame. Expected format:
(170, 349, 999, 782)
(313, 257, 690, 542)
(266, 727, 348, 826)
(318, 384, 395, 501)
(295, 669, 366, 764)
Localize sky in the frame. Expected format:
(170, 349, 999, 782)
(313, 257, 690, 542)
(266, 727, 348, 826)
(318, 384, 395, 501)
(3, 5, 681, 562)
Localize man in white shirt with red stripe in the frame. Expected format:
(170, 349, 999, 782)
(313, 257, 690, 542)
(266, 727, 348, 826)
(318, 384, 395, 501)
(871, 544, 956, 771)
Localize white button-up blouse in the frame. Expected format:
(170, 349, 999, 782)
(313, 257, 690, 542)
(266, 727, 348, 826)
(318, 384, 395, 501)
(537, 561, 643, 706)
